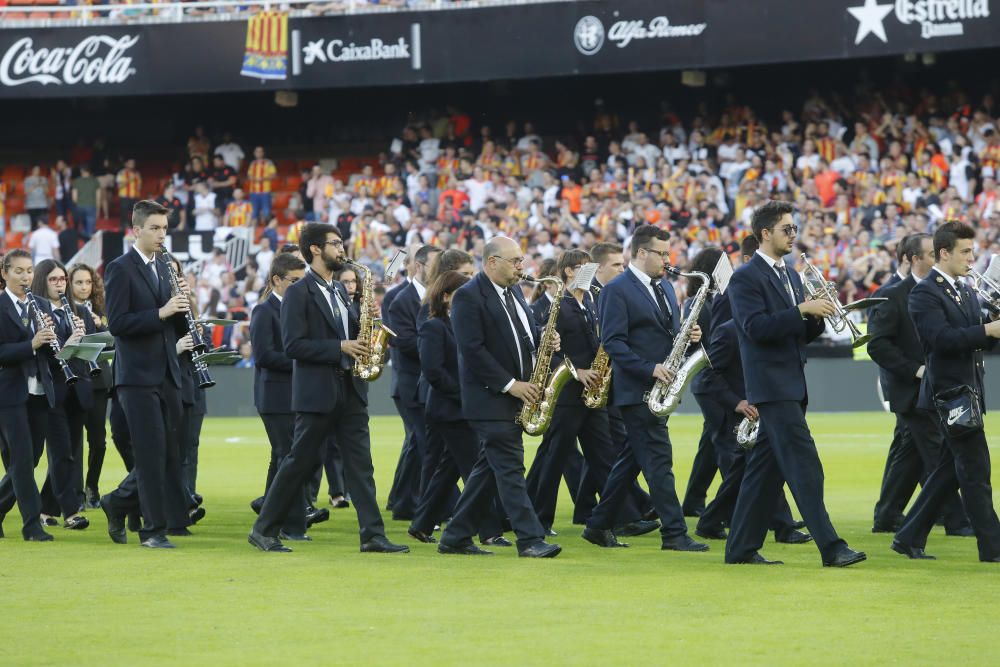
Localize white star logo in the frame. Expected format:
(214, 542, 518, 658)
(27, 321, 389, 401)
(847, 0, 894, 44)
(303, 39, 327, 65)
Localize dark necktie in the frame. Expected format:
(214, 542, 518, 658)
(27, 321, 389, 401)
(316, 278, 352, 370)
(652, 282, 673, 330)
(503, 288, 534, 381)
(148, 260, 159, 287)
(775, 263, 797, 306)
(17, 301, 29, 329)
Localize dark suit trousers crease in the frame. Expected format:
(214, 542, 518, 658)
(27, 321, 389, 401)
(411, 419, 503, 540)
(180, 405, 204, 495)
(683, 392, 723, 512)
(586, 405, 687, 538)
(440, 420, 544, 551)
(109, 394, 135, 471)
(526, 429, 587, 526)
(84, 388, 109, 492)
(895, 424, 1000, 560)
(254, 378, 385, 542)
(387, 396, 418, 515)
(0, 399, 46, 533)
(260, 413, 306, 535)
(38, 401, 80, 518)
(725, 401, 845, 563)
(902, 409, 968, 530)
(873, 414, 922, 526)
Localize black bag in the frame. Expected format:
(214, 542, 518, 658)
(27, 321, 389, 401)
(933, 384, 983, 439)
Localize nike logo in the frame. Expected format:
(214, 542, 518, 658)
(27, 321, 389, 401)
(947, 406, 970, 426)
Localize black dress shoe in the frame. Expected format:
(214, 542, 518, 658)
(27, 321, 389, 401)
(774, 528, 813, 544)
(981, 556, 1000, 562)
(127, 511, 141, 533)
(582, 527, 629, 548)
(695, 525, 727, 540)
(482, 535, 513, 547)
(891, 540, 935, 559)
(330, 495, 350, 508)
(615, 519, 659, 537)
(306, 507, 330, 528)
(141, 535, 176, 549)
(871, 523, 899, 534)
(100, 496, 127, 544)
(682, 507, 704, 518)
(438, 542, 493, 555)
(40, 514, 59, 527)
(193, 493, 203, 507)
(519, 542, 562, 558)
(946, 525, 975, 537)
(85, 488, 101, 510)
(731, 552, 783, 565)
(279, 531, 312, 541)
(408, 528, 437, 543)
(791, 520, 806, 530)
(823, 546, 867, 567)
(250, 497, 264, 515)
(248, 531, 292, 552)
(642, 509, 658, 522)
(391, 512, 415, 521)
(188, 507, 206, 525)
(166, 528, 193, 537)
(360, 535, 410, 553)
(23, 530, 54, 542)
(64, 515, 90, 530)
(662, 535, 710, 552)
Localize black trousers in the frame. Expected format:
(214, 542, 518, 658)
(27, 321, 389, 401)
(387, 396, 418, 517)
(575, 407, 653, 523)
(586, 404, 687, 539)
(104, 381, 187, 540)
(38, 399, 81, 519)
(179, 404, 205, 496)
(440, 419, 545, 551)
(82, 388, 109, 493)
(895, 417, 1000, 561)
(109, 393, 135, 472)
(254, 376, 385, 543)
(872, 414, 920, 528)
(682, 392, 723, 514)
(0, 398, 47, 535)
(725, 400, 846, 563)
(526, 417, 587, 528)
(411, 419, 502, 540)
(259, 412, 306, 535)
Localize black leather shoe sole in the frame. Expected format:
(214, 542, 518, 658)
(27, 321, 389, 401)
(408, 529, 437, 544)
(615, 520, 659, 537)
(23, 532, 54, 542)
(662, 538, 710, 552)
(890, 540, 935, 560)
(695, 527, 727, 540)
(101, 497, 127, 544)
(438, 543, 493, 555)
(518, 543, 562, 558)
(306, 508, 330, 528)
(360, 541, 410, 553)
(248, 533, 292, 552)
(774, 530, 813, 544)
(823, 551, 867, 567)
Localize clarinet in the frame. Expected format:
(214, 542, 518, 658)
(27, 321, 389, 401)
(159, 249, 208, 354)
(24, 288, 78, 385)
(60, 294, 101, 377)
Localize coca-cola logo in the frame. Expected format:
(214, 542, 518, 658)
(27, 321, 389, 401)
(0, 35, 139, 87)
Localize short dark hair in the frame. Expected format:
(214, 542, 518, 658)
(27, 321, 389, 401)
(557, 249, 592, 284)
(31, 258, 67, 297)
(279, 243, 299, 255)
(426, 270, 470, 320)
(132, 199, 169, 229)
(933, 221, 975, 260)
(896, 234, 912, 263)
(750, 200, 794, 241)
(630, 224, 669, 252)
(687, 246, 723, 297)
(299, 223, 339, 264)
(2, 248, 30, 273)
(426, 248, 473, 286)
(590, 242, 623, 266)
(415, 244, 441, 267)
(740, 234, 760, 258)
(902, 233, 932, 264)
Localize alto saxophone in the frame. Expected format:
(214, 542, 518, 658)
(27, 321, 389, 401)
(645, 268, 713, 417)
(517, 277, 578, 436)
(346, 259, 396, 381)
(582, 284, 611, 409)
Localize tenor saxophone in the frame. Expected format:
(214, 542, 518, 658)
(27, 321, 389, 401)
(346, 259, 396, 381)
(645, 268, 713, 417)
(516, 277, 578, 436)
(581, 284, 611, 409)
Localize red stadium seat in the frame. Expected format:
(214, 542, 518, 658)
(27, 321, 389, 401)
(284, 175, 302, 191)
(6, 196, 24, 215)
(271, 192, 291, 211)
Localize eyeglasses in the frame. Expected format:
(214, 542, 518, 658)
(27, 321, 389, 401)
(774, 225, 798, 236)
(491, 255, 524, 266)
(47, 276, 68, 283)
(641, 248, 669, 260)
(325, 240, 344, 248)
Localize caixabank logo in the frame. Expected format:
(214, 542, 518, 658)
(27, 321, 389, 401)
(848, 0, 991, 43)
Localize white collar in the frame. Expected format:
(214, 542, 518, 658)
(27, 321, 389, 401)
(133, 245, 157, 266)
(489, 278, 511, 298)
(755, 249, 785, 270)
(544, 291, 554, 304)
(272, 292, 283, 303)
(5, 286, 27, 307)
(628, 262, 654, 286)
(896, 270, 907, 281)
(412, 278, 426, 301)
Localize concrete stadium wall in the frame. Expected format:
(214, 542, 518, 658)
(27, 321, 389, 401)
(206, 359, 1000, 417)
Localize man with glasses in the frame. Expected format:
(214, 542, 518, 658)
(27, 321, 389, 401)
(725, 200, 866, 567)
(438, 236, 562, 558)
(249, 223, 408, 554)
(582, 224, 709, 553)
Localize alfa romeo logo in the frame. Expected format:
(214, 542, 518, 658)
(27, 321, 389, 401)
(574, 15, 605, 55)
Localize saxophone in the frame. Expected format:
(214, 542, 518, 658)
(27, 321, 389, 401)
(346, 259, 396, 381)
(645, 268, 713, 417)
(581, 284, 611, 409)
(516, 277, 578, 436)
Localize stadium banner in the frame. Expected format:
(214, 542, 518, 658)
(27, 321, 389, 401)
(0, 0, 998, 98)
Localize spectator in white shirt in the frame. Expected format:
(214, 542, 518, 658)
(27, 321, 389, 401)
(214, 132, 245, 171)
(255, 236, 275, 278)
(28, 222, 60, 262)
(193, 181, 219, 231)
(463, 167, 492, 213)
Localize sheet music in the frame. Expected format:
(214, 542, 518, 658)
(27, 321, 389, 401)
(985, 255, 1000, 285)
(712, 254, 734, 295)
(57, 342, 106, 363)
(385, 249, 407, 283)
(81, 331, 113, 346)
(570, 263, 600, 292)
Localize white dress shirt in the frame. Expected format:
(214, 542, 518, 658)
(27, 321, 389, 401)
(755, 249, 797, 306)
(490, 279, 535, 393)
(309, 269, 350, 338)
(627, 263, 670, 315)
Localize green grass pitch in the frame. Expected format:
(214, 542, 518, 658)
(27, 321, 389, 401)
(3, 412, 999, 666)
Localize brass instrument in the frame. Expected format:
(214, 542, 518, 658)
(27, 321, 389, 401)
(735, 416, 759, 450)
(346, 258, 397, 381)
(581, 286, 611, 409)
(25, 288, 78, 385)
(517, 276, 578, 436)
(968, 263, 1000, 314)
(645, 268, 713, 417)
(800, 253, 871, 348)
(160, 249, 214, 388)
(60, 294, 101, 377)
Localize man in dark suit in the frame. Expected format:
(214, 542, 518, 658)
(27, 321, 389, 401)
(581, 224, 708, 553)
(249, 223, 408, 554)
(387, 244, 441, 519)
(437, 235, 561, 558)
(250, 252, 310, 540)
(725, 200, 865, 567)
(868, 233, 970, 536)
(99, 200, 192, 549)
(891, 221, 1000, 562)
(0, 249, 58, 541)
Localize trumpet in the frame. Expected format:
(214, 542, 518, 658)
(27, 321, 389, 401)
(800, 253, 871, 348)
(25, 288, 78, 386)
(968, 265, 1000, 314)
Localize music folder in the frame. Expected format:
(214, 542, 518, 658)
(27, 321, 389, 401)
(57, 342, 106, 363)
(81, 331, 114, 346)
(196, 318, 240, 327)
(195, 350, 242, 366)
(844, 297, 887, 312)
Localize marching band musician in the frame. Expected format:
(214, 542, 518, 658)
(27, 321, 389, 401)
(437, 236, 562, 558)
(0, 249, 59, 541)
(725, 200, 865, 567)
(891, 221, 1000, 562)
(248, 223, 408, 554)
(581, 224, 708, 553)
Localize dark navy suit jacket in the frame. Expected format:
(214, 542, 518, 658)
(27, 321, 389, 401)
(554, 292, 601, 406)
(909, 267, 996, 411)
(382, 279, 407, 399)
(0, 290, 55, 408)
(699, 319, 745, 411)
(451, 272, 542, 422)
(599, 268, 680, 407)
(281, 272, 367, 413)
(868, 275, 924, 413)
(684, 292, 714, 397)
(419, 316, 462, 423)
(529, 294, 554, 328)
(387, 281, 423, 409)
(250, 293, 293, 415)
(728, 253, 824, 404)
(105, 248, 186, 389)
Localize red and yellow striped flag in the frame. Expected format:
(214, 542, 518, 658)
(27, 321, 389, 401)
(241, 11, 289, 81)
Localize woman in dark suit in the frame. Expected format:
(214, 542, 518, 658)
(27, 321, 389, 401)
(408, 270, 508, 546)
